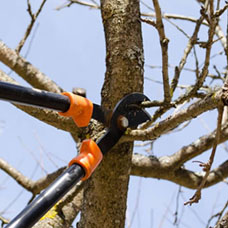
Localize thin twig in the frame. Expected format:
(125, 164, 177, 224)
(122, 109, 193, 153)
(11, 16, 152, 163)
(140, 18, 156, 27)
(206, 200, 228, 227)
(184, 104, 224, 206)
(24, 23, 40, 58)
(125, 88, 221, 142)
(0, 158, 35, 192)
(0, 40, 63, 92)
(141, 12, 208, 26)
(56, 0, 99, 10)
(128, 178, 142, 228)
(175, 12, 205, 83)
(173, 186, 182, 226)
(176, 2, 217, 106)
(71, 0, 99, 8)
(144, 11, 207, 127)
(193, 46, 200, 79)
(15, 0, 47, 53)
(214, 3, 228, 17)
(141, 3, 190, 39)
(141, 100, 176, 108)
(214, 210, 228, 228)
(0, 155, 66, 195)
(152, 0, 171, 103)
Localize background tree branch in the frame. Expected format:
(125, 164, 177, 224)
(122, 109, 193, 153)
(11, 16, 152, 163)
(0, 41, 62, 93)
(1, 0, 228, 227)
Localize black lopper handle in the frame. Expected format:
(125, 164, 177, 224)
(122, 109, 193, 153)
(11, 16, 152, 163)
(0, 81, 70, 112)
(5, 164, 85, 228)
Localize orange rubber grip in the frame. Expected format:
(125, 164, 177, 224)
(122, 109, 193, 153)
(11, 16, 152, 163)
(69, 139, 103, 180)
(59, 92, 93, 127)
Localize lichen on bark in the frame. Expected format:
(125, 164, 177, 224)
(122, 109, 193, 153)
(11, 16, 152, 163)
(77, 0, 144, 227)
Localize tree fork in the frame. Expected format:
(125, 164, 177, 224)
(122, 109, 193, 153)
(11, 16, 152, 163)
(77, 0, 144, 227)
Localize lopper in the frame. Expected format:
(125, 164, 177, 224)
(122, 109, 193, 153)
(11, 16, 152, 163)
(0, 81, 151, 228)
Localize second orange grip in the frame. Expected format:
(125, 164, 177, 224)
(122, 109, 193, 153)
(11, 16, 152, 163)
(69, 139, 103, 180)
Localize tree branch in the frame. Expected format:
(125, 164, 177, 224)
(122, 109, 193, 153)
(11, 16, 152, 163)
(207, 200, 228, 227)
(0, 70, 81, 139)
(141, 12, 208, 25)
(0, 157, 66, 195)
(33, 181, 84, 228)
(152, 0, 171, 103)
(124, 90, 221, 141)
(131, 154, 228, 189)
(0, 40, 62, 93)
(16, 0, 47, 53)
(139, 9, 208, 130)
(172, 13, 205, 94)
(214, 211, 228, 228)
(0, 158, 35, 192)
(77, 0, 145, 227)
(56, 0, 99, 11)
(167, 122, 228, 169)
(185, 104, 224, 205)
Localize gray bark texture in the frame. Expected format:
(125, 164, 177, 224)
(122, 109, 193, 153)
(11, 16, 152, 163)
(2, 0, 228, 227)
(77, 0, 144, 227)
(215, 211, 228, 228)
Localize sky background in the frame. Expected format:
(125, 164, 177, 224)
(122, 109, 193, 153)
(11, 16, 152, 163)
(0, 0, 228, 227)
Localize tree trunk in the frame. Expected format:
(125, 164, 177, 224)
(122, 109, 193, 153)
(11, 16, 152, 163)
(214, 211, 228, 228)
(78, 0, 144, 227)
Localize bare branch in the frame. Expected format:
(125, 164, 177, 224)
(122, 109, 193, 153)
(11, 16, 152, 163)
(172, 13, 206, 95)
(214, 3, 228, 17)
(16, 0, 47, 53)
(214, 211, 228, 228)
(0, 158, 35, 192)
(70, 0, 99, 8)
(184, 104, 224, 205)
(173, 6, 217, 110)
(124, 90, 221, 142)
(56, 0, 99, 10)
(0, 155, 67, 196)
(0, 40, 62, 93)
(142, 10, 227, 60)
(167, 123, 228, 169)
(141, 12, 208, 25)
(152, 0, 171, 103)
(207, 200, 228, 227)
(140, 18, 156, 27)
(139, 12, 208, 130)
(57, 1, 228, 53)
(131, 154, 228, 189)
(0, 70, 81, 139)
(141, 100, 176, 108)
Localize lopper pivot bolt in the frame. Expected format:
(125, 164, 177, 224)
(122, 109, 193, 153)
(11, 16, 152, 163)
(0, 81, 151, 228)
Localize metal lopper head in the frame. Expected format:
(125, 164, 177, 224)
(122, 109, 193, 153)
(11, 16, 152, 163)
(97, 92, 151, 154)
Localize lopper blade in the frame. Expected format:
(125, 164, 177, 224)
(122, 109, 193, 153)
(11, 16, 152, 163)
(110, 92, 151, 129)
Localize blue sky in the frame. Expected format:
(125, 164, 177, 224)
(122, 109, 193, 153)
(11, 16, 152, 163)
(0, 0, 227, 227)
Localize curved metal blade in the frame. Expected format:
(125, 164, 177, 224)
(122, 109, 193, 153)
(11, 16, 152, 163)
(97, 93, 151, 155)
(110, 92, 151, 129)
(125, 108, 151, 128)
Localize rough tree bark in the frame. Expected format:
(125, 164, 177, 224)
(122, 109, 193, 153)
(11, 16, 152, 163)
(77, 0, 144, 227)
(215, 211, 228, 228)
(2, 1, 228, 227)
